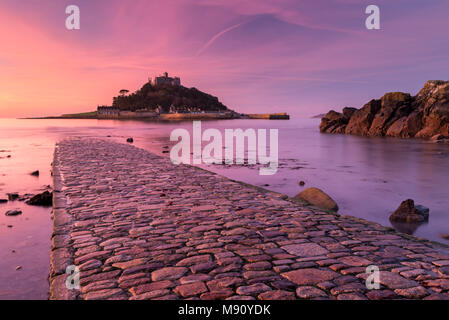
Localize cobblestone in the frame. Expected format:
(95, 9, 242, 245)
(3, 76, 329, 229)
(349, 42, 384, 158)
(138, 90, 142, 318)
(49, 138, 449, 300)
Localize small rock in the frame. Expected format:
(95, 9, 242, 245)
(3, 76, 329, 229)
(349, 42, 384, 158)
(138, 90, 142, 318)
(296, 286, 327, 299)
(298, 181, 305, 186)
(7, 193, 19, 201)
(389, 199, 429, 223)
(281, 268, 338, 285)
(30, 170, 39, 176)
(0, 199, 8, 203)
(174, 281, 207, 297)
(126, 138, 134, 143)
(258, 290, 295, 300)
(7, 225, 13, 228)
(16, 266, 22, 270)
(151, 267, 188, 281)
(439, 234, 449, 240)
(5, 209, 22, 216)
(236, 283, 272, 295)
(430, 134, 447, 141)
(25, 191, 53, 206)
(293, 187, 339, 211)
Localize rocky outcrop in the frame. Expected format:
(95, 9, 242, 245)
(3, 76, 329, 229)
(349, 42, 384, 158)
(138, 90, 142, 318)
(320, 81, 449, 139)
(293, 187, 339, 211)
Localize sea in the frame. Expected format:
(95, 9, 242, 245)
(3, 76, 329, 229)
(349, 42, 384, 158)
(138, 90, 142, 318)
(0, 117, 448, 299)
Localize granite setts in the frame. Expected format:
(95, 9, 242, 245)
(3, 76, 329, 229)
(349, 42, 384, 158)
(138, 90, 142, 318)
(50, 138, 449, 300)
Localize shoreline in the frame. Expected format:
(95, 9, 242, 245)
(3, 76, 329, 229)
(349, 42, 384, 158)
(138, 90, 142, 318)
(21, 112, 290, 121)
(50, 137, 449, 300)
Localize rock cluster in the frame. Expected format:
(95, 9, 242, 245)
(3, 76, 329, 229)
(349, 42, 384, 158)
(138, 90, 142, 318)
(320, 81, 449, 139)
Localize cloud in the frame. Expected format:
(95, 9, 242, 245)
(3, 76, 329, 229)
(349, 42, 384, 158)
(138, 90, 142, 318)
(196, 21, 248, 56)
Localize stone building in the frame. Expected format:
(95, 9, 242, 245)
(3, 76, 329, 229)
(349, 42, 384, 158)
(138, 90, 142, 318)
(97, 106, 119, 118)
(152, 72, 181, 86)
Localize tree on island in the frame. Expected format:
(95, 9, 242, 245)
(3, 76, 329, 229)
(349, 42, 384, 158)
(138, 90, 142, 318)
(119, 89, 129, 96)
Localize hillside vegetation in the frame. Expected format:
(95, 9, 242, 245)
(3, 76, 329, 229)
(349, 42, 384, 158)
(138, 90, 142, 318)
(112, 82, 230, 113)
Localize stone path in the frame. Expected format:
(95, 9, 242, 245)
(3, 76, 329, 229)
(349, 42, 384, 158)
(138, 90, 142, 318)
(50, 138, 449, 300)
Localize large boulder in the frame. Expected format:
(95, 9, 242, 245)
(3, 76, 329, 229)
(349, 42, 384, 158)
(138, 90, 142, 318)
(389, 199, 429, 223)
(293, 187, 339, 211)
(26, 191, 53, 206)
(319, 110, 346, 133)
(319, 107, 357, 134)
(368, 92, 412, 136)
(414, 81, 449, 138)
(386, 110, 423, 138)
(345, 99, 381, 136)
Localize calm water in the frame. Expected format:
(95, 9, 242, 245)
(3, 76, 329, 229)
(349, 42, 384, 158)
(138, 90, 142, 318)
(0, 117, 448, 299)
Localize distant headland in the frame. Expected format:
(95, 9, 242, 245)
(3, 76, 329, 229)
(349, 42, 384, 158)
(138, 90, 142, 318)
(33, 72, 289, 121)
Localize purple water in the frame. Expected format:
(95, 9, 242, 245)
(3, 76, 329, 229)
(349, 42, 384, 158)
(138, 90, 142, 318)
(1, 117, 448, 299)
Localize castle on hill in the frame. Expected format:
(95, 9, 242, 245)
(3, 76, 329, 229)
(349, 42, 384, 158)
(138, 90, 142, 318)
(151, 72, 180, 86)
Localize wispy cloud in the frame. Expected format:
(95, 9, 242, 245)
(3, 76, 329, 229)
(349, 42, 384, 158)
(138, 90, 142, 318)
(196, 21, 249, 56)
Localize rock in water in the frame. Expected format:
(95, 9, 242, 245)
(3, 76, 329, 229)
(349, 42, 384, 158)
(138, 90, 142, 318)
(5, 209, 22, 216)
(293, 187, 339, 211)
(320, 80, 449, 139)
(389, 199, 429, 223)
(25, 191, 53, 206)
(7, 193, 19, 201)
(0, 199, 8, 203)
(30, 170, 39, 176)
(126, 138, 134, 143)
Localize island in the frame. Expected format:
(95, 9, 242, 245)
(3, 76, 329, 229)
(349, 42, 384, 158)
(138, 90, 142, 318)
(41, 72, 289, 121)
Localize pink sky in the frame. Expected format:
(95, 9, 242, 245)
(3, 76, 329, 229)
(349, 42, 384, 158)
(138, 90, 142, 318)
(1, 0, 449, 118)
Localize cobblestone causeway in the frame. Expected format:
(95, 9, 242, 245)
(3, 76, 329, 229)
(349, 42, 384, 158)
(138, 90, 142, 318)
(50, 138, 449, 300)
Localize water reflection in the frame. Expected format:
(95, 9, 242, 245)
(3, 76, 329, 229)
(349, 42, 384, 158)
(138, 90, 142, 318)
(0, 117, 448, 299)
(390, 221, 428, 235)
